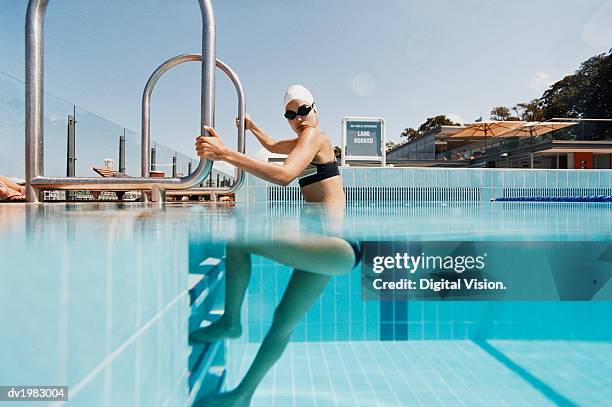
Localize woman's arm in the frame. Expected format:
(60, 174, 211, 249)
(240, 116, 297, 154)
(251, 124, 298, 154)
(196, 126, 320, 186)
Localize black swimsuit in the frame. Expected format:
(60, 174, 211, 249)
(298, 161, 340, 188)
(347, 240, 362, 267)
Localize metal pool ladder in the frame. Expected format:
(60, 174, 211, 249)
(25, 0, 244, 203)
(140, 54, 246, 202)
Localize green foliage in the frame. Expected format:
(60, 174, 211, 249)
(490, 106, 511, 120)
(418, 115, 458, 133)
(512, 99, 546, 121)
(400, 50, 611, 142)
(540, 49, 612, 119)
(401, 127, 419, 141)
(401, 115, 458, 141)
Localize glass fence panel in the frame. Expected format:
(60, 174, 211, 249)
(151, 142, 174, 177)
(0, 73, 25, 178)
(73, 106, 123, 177)
(0, 72, 198, 182)
(42, 95, 74, 177)
(123, 128, 141, 177)
(175, 150, 193, 177)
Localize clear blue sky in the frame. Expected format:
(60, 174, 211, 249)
(1, 0, 610, 172)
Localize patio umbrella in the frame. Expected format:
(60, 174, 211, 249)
(449, 121, 524, 153)
(437, 125, 467, 138)
(495, 121, 579, 138)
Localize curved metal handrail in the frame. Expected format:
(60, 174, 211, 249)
(25, 0, 216, 202)
(141, 54, 245, 194)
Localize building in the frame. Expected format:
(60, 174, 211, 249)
(386, 119, 612, 169)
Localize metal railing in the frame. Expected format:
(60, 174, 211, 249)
(141, 54, 246, 200)
(25, 0, 218, 203)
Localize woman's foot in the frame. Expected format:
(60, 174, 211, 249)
(0, 187, 25, 201)
(193, 389, 252, 407)
(189, 316, 242, 343)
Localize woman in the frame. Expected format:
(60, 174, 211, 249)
(196, 85, 344, 204)
(192, 85, 360, 406)
(0, 175, 26, 202)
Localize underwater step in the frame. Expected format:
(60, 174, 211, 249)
(187, 341, 223, 400)
(189, 275, 224, 333)
(189, 262, 225, 306)
(191, 256, 225, 276)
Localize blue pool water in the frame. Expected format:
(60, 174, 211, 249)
(1, 201, 611, 406)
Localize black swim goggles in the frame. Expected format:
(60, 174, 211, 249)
(284, 103, 315, 120)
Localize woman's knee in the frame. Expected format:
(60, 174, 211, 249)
(226, 242, 251, 261)
(321, 239, 356, 275)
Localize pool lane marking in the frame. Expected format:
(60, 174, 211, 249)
(50, 290, 189, 406)
(473, 340, 578, 407)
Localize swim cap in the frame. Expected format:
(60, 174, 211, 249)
(283, 85, 314, 108)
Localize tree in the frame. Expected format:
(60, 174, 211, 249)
(512, 99, 545, 121)
(417, 115, 458, 134)
(401, 115, 458, 141)
(490, 106, 511, 121)
(385, 140, 397, 151)
(400, 127, 419, 141)
(540, 49, 612, 119)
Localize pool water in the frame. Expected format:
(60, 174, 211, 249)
(1, 201, 611, 406)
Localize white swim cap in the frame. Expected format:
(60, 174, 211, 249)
(283, 85, 314, 108)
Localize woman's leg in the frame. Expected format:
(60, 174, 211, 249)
(190, 236, 355, 342)
(0, 185, 25, 201)
(193, 236, 356, 406)
(242, 235, 356, 276)
(0, 176, 25, 194)
(190, 244, 252, 342)
(195, 269, 335, 407)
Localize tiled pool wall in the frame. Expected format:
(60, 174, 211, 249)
(235, 168, 612, 202)
(1, 219, 192, 406)
(242, 257, 612, 343)
(230, 168, 612, 344)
